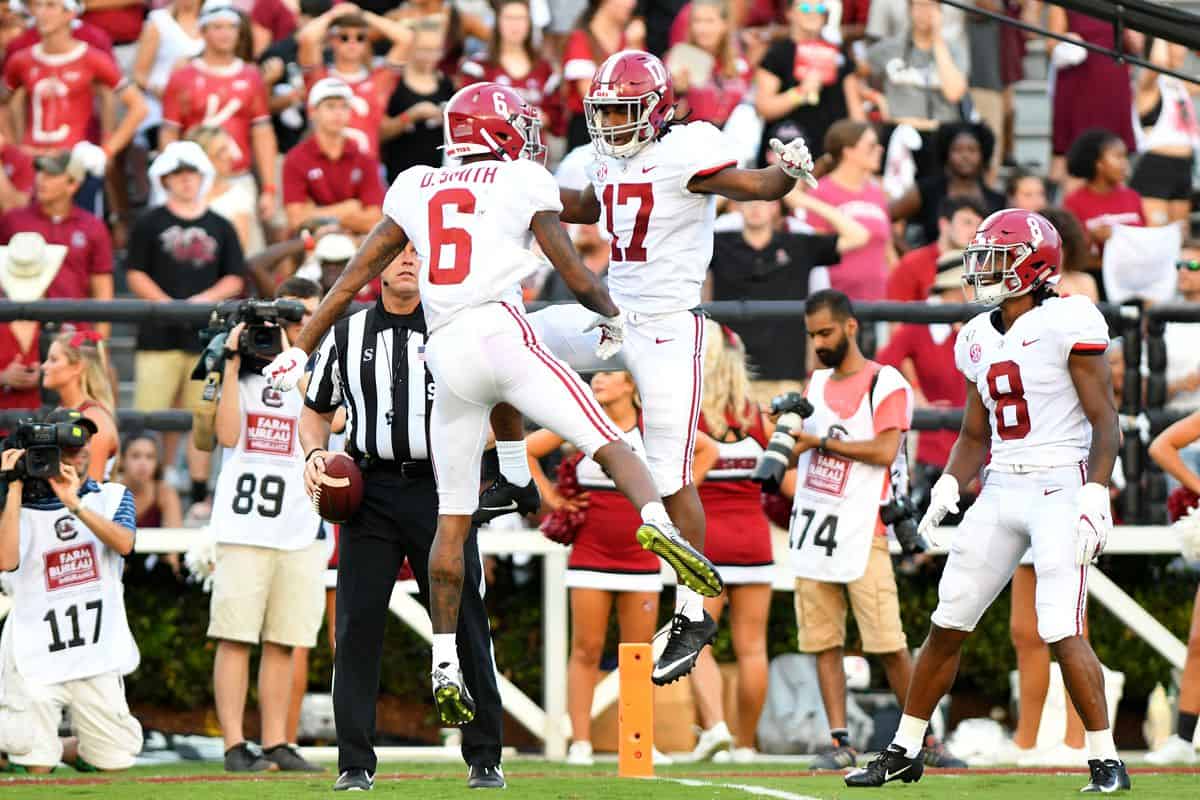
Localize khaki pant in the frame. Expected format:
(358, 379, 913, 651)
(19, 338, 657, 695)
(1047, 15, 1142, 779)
(134, 350, 205, 412)
(207, 540, 327, 648)
(794, 537, 907, 653)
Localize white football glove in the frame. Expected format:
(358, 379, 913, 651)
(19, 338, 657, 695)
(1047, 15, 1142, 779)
(917, 473, 960, 548)
(769, 137, 818, 188)
(262, 346, 308, 392)
(1074, 482, 1112, 566)
(583, 311, 626, 360)
(1173, 505, 1200, 562)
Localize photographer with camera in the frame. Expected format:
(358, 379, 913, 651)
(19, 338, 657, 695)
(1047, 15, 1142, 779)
(205, 295, 324, 774)
(0, 410, 142, 773)
(756, 290, 962, 771)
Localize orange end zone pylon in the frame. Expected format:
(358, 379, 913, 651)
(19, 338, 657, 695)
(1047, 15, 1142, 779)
(618, 642, 654, 778)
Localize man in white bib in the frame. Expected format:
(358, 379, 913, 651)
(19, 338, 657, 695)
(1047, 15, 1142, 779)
(0, 410, 141, 773)
(784, 291, 963, 772)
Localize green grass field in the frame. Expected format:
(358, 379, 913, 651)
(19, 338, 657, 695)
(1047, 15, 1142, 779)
(2, 759, 1198, 799)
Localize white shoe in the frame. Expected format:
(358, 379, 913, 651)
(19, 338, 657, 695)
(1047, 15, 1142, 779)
(730, 747, 756, 764)
(691, 721, 733, 762)
(1016, 742, 1089, 767)
(652, 747, 674, 765)
(566, 741, 594, 766)
(1145, 734, 1198, 765)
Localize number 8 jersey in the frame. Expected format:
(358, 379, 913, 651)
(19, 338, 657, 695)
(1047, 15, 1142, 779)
(954, 294, 1109, 468)
(210, 373, 319, 550)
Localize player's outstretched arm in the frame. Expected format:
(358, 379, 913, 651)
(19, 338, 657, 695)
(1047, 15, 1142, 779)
(687, 165, 797, 202)
(559, 184, 602, 225)
(1069, 351, 1120, 486)
(292, 217, 410, 354)
(531, 210, 619, 318)
(942, 381, 992, 489)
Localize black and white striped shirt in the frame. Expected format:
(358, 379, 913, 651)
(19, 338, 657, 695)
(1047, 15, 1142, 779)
(305, 301, 434, 462)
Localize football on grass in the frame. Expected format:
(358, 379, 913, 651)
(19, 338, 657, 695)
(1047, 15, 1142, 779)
(314, 453, 364, 523)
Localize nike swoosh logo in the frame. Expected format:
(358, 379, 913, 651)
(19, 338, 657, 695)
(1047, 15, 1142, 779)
(480, 501, 519, 512)
(1044, 488, 1062, 496)
(1022, 338, 1040, 346)
(642, 165, 656, 173)
(885, 765, 910, 781)
(655, 337, 674, 344)
(652, 653, 695, 676)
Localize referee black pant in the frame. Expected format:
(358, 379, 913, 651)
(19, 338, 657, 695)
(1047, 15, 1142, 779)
(333, 469, 503, 774)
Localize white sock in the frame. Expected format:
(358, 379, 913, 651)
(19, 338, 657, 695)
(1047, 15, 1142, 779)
(893, 714, 929, 758)
(640, 501, 671, 528)
(496, 441, 531, 486)
(674, 586, 705, 622)
(1085, 729, 1118, 762)
(432, 633, 459, 671)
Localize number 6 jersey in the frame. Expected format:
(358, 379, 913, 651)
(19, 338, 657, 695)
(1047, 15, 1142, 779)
(954, 294, 1109, 468)
(210, 373, 319, 550)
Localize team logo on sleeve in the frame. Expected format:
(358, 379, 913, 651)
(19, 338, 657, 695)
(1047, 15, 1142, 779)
(44, 542, 99, 591)
(245, 413, 296, 455)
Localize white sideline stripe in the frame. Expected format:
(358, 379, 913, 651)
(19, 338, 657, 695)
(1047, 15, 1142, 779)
(659, 777, 820, 800)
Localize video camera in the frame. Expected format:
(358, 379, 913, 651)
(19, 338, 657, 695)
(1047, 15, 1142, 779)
(750, 392, 815, 494)
(0, 419, 90, 502)
(193, 299, 306, 379)
(879, 494, 926, 555)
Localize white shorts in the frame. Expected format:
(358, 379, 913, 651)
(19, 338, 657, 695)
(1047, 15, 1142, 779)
(427, 302, 622, 515)
(0, 642, 142, 770)
(565, 569, 662, 592)
(528, 304, 707, 497)
(931, 463, 1090, 644)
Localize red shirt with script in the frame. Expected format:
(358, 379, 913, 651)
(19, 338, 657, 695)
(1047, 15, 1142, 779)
(161, 58, 271, 174)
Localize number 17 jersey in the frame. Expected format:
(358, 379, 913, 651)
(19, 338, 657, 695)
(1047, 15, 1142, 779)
(954, 294, 1109, 468)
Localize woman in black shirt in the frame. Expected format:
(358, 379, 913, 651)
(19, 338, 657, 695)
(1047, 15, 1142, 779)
(380, 22, 455, 180)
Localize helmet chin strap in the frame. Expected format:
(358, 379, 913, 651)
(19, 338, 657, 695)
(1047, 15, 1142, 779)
(479, 128, 513, 161)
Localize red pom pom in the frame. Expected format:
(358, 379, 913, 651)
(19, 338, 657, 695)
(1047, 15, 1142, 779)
(1167, 486, 1200, 524)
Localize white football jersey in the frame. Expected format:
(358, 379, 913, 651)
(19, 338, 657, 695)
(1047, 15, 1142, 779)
(589, 121, 734, 314)
(955, 294, 1109, 467)
(0, 483, 139, 686)
(383, 158, 563, 331)
(211, 373, 320, 550)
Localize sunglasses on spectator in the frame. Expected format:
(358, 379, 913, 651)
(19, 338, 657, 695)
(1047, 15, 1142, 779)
(1177, 259, 1200, 271)
(795, 2, 828, 12)
(337, 32, 368, 43)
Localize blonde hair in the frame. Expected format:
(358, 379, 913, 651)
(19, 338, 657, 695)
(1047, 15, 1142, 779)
(54, 331, 115, 417)
(688, 0, 740, 80)
(701, 319, 755, 439)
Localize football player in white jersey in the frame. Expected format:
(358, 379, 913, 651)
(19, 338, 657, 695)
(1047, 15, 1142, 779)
(845, 209, 1127, 792)
(261, 82, 722, 725)
(483, 49, 817, 684)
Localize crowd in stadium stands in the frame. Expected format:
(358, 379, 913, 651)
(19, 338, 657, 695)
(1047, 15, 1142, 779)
(0, 0, 1198, 771)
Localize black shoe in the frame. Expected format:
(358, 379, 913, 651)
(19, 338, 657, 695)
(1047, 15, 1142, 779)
(473, 477, 540, 524)
(433, 663, 477, 726)
(333, 768, 375, 791)
(467, 764, 506, 788)
(636, 521, 723, 597)
(923, 735, 968, 768)
(651, 612, 718, 685)
(844, 744, 924, 787)
(1081, 759, 1131, 793)
(263, 743, 324, 772)
(811, 743, 858, 770)
(224, 742, 277, 772)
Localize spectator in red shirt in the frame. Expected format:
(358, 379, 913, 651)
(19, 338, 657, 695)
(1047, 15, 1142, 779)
(664, 0, 750, 129)
(161, 0, 278, 222)
(1062, 127, 1145, 274)
(0, 148, 114, 335)
(886, 195, 983, 302)
(297, 5, 410, 159)
(561, 0, 635, 149)
(283, 78, 385, 235)
(2, 10, 114, 68)
(81, 0, 145, 73)
(459, 0, 556, 124)
(0, 131, 34, 211)
(249, 0, 297, 56)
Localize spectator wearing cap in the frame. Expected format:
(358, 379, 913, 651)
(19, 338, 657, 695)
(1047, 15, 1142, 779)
(877, 264, 968, 510)
(296, 4, 411, 160)
(0, 146, 114, 335)
(282, 78, 385, 236)
(42, 330, 118, 481)
(161, 0, 279, 223)
(0, 232, 63, 416)
(0, 131, 34, 212)
(126, 141, 245, 516)
(886, 196, 984, 302)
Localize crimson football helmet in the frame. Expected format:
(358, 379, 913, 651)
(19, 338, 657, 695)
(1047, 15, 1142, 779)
(584, 50, 675, 158)
(442, 83, 545, 163)
(962, 208, 1061, 303)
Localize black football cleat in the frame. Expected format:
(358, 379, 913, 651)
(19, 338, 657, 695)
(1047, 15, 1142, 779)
(811, 743, 858, 770)
(473, 477, 541, 524)
(923, 734, 968, 768)
(652, 612, 718, 685)
(844, 744, 925, 787)
(333, 768, 374, 791)
(432, 664, 476, 726)
(1080, 759, 1131, 793)
(467, 764, 506, 789)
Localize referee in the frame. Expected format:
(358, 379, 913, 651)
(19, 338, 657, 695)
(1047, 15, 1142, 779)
(299, 244, 505, 792)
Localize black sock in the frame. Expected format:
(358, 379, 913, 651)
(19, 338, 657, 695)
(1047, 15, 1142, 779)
(831, 728, 851, 748)
(1180, 711, 1198, 743)
(191, 480, 209, 505)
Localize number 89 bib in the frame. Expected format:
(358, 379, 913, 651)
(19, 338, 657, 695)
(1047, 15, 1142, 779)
(210, 373, 320, 550)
